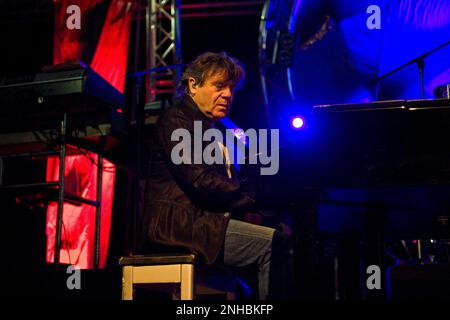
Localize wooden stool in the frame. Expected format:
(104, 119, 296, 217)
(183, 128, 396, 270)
(119, 253, 236, 300)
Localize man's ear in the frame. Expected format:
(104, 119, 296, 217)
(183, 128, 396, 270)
(188, 77, 197, 94)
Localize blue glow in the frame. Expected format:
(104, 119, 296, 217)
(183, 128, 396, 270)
(289, 0, 302, 32)
(218, 116, 246, 172)
(287, 66, 295, 100)
(288, 0, 300, 101)
(290, 0, 450, 108)
(377, 0, 450, 99)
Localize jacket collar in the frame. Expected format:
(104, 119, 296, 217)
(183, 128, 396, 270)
(181, 95, 215, 126)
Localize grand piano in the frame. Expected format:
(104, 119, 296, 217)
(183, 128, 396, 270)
(269, 98, 450, 187)
(247, 97, 450, 299)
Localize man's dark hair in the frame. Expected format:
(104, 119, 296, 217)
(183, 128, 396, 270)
(180, 52, 245, 95)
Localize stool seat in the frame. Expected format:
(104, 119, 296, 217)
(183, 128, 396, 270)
(119, 253, 197, 266)
(119, 253, 236, 300)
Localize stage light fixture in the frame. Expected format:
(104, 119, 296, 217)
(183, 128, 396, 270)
(291, 116, 306, 129)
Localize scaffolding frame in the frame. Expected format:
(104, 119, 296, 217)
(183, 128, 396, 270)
(146, 0, 182, 104)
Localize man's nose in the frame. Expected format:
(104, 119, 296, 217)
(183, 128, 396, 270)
(222, 86, 233, 99)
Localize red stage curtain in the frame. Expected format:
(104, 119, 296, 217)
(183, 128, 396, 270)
(91, 1, 134, 93)
(47, 0, 134, 268)
(53, 0, 105, 64)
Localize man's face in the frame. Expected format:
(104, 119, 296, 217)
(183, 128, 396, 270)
(189, 70, 237, 121)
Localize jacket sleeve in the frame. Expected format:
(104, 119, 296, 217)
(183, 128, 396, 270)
(157, 108, 256, 212)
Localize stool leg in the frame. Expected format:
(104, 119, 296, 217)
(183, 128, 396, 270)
(180, 264, 194, 300)
(122, 266, 134, 300)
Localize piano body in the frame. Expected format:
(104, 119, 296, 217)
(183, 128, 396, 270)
(250, 98, 450, 299)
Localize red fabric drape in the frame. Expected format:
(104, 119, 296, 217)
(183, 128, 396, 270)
(48, 0, 133, 268)
(53, 0, 104, 65)
(91, 1, 134, 93)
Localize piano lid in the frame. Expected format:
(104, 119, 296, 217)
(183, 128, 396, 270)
(313, 98, 450, 113)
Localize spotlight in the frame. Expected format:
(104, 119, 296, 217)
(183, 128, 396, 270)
(291, 116, 306, 130)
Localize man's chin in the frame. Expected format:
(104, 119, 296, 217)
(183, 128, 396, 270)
(213, 111, 227, 120)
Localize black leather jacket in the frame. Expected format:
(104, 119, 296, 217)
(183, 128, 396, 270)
(142, 96, 256, 264)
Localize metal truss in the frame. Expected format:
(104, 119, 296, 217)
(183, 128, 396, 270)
(181, 1, 263, 18)
(144, 0, 264, 105)
(146, 0, 182, 104)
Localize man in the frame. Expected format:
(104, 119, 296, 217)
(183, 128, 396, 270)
(142, 52, 293, 299)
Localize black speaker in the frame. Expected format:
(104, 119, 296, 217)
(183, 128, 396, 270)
(276, 32, 296, 67)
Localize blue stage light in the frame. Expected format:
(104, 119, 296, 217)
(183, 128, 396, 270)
(291, 116, 305, 129)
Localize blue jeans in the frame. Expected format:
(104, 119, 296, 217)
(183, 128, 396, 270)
(222, 219, 293, 299)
